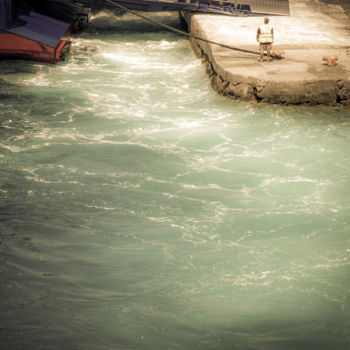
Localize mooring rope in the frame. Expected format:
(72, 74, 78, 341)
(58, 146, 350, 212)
(105, 0, 260, 56)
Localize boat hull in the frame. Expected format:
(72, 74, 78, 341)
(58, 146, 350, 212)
(0, 0, 89, 63)
(0, 33, 70, 63)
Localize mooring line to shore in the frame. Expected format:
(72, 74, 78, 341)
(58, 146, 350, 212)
(105, 0, 260, 56)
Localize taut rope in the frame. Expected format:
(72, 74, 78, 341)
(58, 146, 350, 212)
(105, 0, 260, 56)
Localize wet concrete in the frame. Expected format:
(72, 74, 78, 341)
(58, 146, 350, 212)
(183, 0, 350, 105)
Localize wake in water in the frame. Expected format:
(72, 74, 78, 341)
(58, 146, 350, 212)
(85, 9, 183, 34)
(0, 10, 350, 350)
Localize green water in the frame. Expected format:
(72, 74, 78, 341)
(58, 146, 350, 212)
(0, 12, 349, 350)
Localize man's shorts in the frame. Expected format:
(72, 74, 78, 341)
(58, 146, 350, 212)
(260, 43, 272, 51)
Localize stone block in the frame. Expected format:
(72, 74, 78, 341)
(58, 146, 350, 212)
(341, 100, 350, 106)
(223, 83, 236, 97)
(189, 38, 203, 58)
(337, 88, 348, 101)
(212, 75, 228, 93)
(257, 81, 337, 105)
(205, 61, 214, 77)
(337, 80, 350, 101)
(233, 83, 255, 100)
(337, 80, 344, 89)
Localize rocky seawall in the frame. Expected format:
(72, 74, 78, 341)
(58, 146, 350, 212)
(182, 0, 350, 106)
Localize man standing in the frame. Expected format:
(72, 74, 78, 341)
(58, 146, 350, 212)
(257, 18, 274, 62)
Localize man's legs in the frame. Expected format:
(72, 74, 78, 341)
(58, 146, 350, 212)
(259, 45, 264, 62)
(267, 44, 272, 61)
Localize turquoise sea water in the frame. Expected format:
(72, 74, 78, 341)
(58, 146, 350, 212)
(0, 11, 349, 350)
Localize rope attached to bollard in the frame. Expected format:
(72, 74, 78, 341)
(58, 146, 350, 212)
(105, 0, 260, 56)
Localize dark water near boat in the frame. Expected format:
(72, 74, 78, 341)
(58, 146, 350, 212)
(1, 11, 350, 350)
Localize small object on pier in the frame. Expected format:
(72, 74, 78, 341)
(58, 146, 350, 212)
(323, 54, 338, 67)
(271, 50, 285, 59)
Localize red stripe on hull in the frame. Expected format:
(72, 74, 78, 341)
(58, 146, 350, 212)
(0, 33, 70, 63)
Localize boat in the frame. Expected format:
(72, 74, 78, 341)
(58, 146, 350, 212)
(0, 0, 289, 63)
(0, 0, 89, 63)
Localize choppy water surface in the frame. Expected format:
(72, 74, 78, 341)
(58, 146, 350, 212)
(0, 12, 349, 350)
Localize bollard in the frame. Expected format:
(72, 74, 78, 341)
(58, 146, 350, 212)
(323, 54, 338, 67)
(271, 50, 285, 59)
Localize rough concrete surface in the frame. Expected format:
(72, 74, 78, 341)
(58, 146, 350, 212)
(184, 0, 350, 105)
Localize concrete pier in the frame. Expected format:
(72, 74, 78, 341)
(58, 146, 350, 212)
(183, 0, 350, 106)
